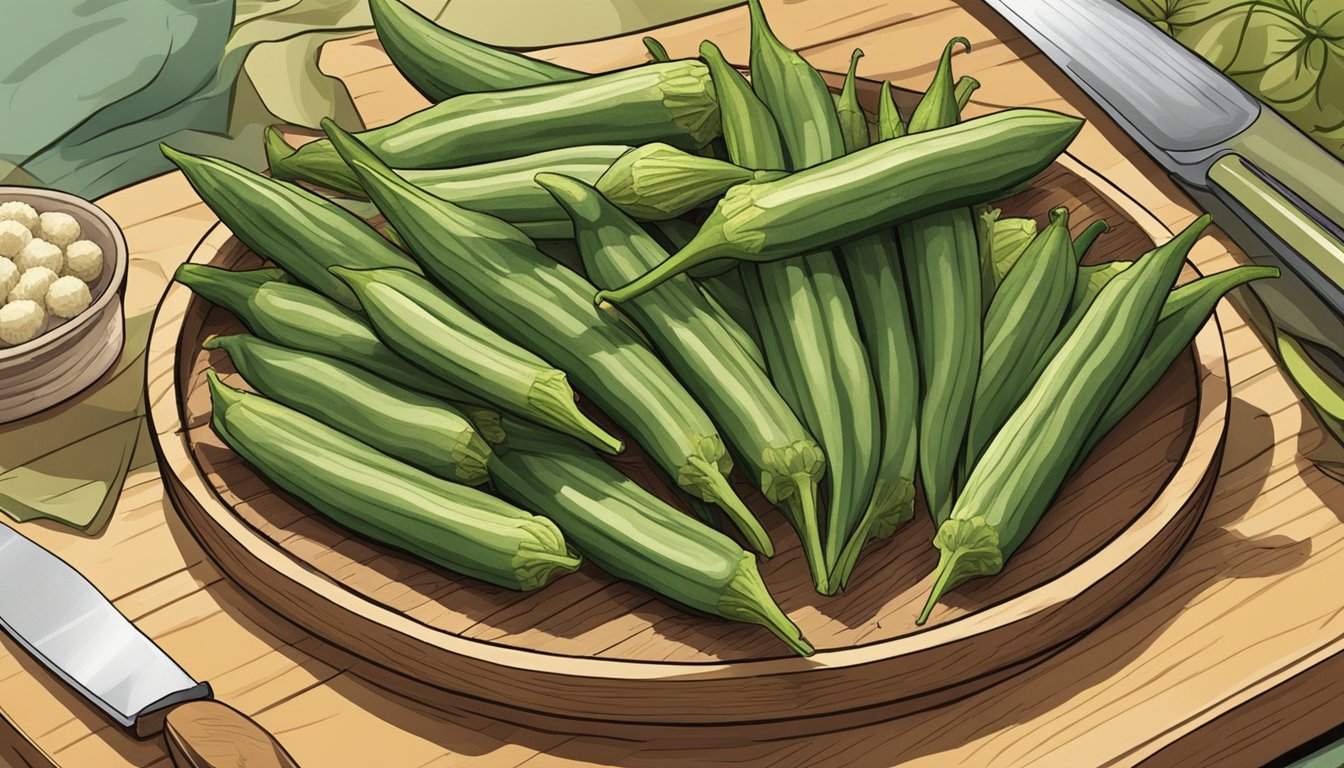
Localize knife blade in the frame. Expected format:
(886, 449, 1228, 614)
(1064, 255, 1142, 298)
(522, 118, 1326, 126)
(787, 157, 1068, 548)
(0, 523, 298, 767)
(980, 0, 1344, 355)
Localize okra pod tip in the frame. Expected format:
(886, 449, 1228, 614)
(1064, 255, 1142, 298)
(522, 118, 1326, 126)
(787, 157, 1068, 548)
(721, 552, 814, 656)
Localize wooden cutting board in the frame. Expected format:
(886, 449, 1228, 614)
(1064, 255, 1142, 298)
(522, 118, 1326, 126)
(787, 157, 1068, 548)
(4, 1, 1344, 766)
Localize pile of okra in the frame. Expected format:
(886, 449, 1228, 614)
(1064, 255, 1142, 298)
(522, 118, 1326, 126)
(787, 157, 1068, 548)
(170, 0, 1276, 655)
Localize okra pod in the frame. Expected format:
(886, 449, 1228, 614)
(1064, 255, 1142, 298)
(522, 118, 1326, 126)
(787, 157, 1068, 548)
(1082, 265, 1279, 460)
(268, 61, 720, 193)
(488, 414, 811, 655)
(545, 172, 830, 557)
(643, 36, 671, 62)
(206, 372, 580, 590)
(162, 145, 419, 309)
(593, 143, 785, 221)
(390, 145, 629, 235)
(919, 216, 1213, 623)
(593, 108, 1083, 303)
(962, 208, 1077, 481)
(331, 266, 624, 456)
(984, 208, 1038, 287)
(901, 37, 983, 524)
(705, 30, 878, 589)
(827, 48, 921, 589)
(324, 121, 762, 545)
(1073, 220, 1110, 262)
(651, 217, 765, 367)
(369, 0, 582, 101)
(175, 264, 475, 404)
(205, 333, 491, 485)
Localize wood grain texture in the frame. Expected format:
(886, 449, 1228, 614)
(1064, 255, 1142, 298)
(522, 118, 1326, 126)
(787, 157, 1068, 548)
(0, 0, 1340, 765)
(163, 701, 298, 768)
(144, 81, 1225, 737)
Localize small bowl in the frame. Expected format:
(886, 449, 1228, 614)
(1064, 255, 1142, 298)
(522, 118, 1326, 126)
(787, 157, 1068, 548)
(0, 187, 128, 423)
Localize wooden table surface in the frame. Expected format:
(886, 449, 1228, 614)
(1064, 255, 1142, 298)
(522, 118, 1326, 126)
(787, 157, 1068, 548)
(3, 1, 1343, 766)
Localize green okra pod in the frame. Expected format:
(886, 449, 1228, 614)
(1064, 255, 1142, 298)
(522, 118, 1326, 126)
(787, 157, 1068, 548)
(162, 145, 419, 309)
(1081, 265, 1279, 461)
(175, 264, 475, 404)
(331, 266, 623, 456)
(324, 120, 763, 547)
(369, 0, 583, 102)
(962, 208, 1077, 482)
(593, 107, 1083, 304)
(544, 172, 832, 557)
(901, 37, 983, 525)
(827, 48, 922, 590)
(207, 372, 579, 590)
(1073, 220, 1110, 262)
(488, 414, 811, 655)
(919, 216, 1214, 624)
(651, 217, 765, 367)
(702, 31, 877, 591)
(382, 145, 629, 237)
(205, 334, 492, 485)
(268, 60, 720, 194)
(593, 143, 785, 221)
(643, 36, 671, 62)
(877, 80, 906, 140)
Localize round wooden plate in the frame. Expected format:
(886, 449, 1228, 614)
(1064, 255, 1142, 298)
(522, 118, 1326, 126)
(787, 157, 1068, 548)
(148, 147, 1228, 737)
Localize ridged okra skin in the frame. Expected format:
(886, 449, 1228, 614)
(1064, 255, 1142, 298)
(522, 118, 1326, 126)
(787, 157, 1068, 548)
(332, 267, 624, 457)
(268, 60, 721, 195)
(174, 264, 475, 405)
(206, 333, 492, 485)
(920, 217, 1214, 623)
(369, 0, 583, 101)
(321, 120, 763, 547)
(206, 372, 580, 591)
(488, 414, 812, 656)
(163, 145, 419, 310)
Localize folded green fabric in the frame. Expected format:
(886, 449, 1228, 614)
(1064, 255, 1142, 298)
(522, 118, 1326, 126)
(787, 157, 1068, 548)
(1122, 0, 1343, 161)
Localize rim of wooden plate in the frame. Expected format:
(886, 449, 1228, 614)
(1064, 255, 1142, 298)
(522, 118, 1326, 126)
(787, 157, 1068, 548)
(147, 149, 1228, 736)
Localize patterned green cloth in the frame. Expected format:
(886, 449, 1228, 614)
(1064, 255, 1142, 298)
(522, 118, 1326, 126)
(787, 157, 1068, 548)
(1121, 0, 1343, 161)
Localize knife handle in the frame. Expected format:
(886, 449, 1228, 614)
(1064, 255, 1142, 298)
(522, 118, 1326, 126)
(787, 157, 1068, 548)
(163, 700, 299, 768)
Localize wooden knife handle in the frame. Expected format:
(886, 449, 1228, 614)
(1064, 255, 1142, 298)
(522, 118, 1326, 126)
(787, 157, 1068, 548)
(163, 700, 299, 768)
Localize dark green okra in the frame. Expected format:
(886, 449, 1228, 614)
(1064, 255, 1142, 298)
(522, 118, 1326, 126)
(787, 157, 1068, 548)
(162, 146, 419, 310)
(331, 266, 623, 456)
(323, 120, 764, 548)
(206, 372, 580, 591)
(737, 12, 884, 582)
(1081, 265, 1279, 461)
(205, 333, 492, 485)
(901, 37, 983, 525)
(488, 414, 811, 655)
(643, 36, 671, 62)
(544, 172, 832, 558)
(175, 264, 475, 404)
(827, 51, 922, 590)
(268, 60, 720, 194)
(700, 34, 874, 591)
(919, 216, 1214, 624)
(369, 0, 583, 101)
(594, 107, 1083, 303)
(379, 145, 629, 238)
(962, 208, 1078, 481)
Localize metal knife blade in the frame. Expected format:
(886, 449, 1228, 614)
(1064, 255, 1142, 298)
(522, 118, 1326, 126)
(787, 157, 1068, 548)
(981, 0, 1344, 355)
(0, 524, 210, 729)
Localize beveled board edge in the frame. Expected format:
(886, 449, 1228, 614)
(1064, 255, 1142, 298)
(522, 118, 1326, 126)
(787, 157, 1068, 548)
(146, 150, 1228, 734)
